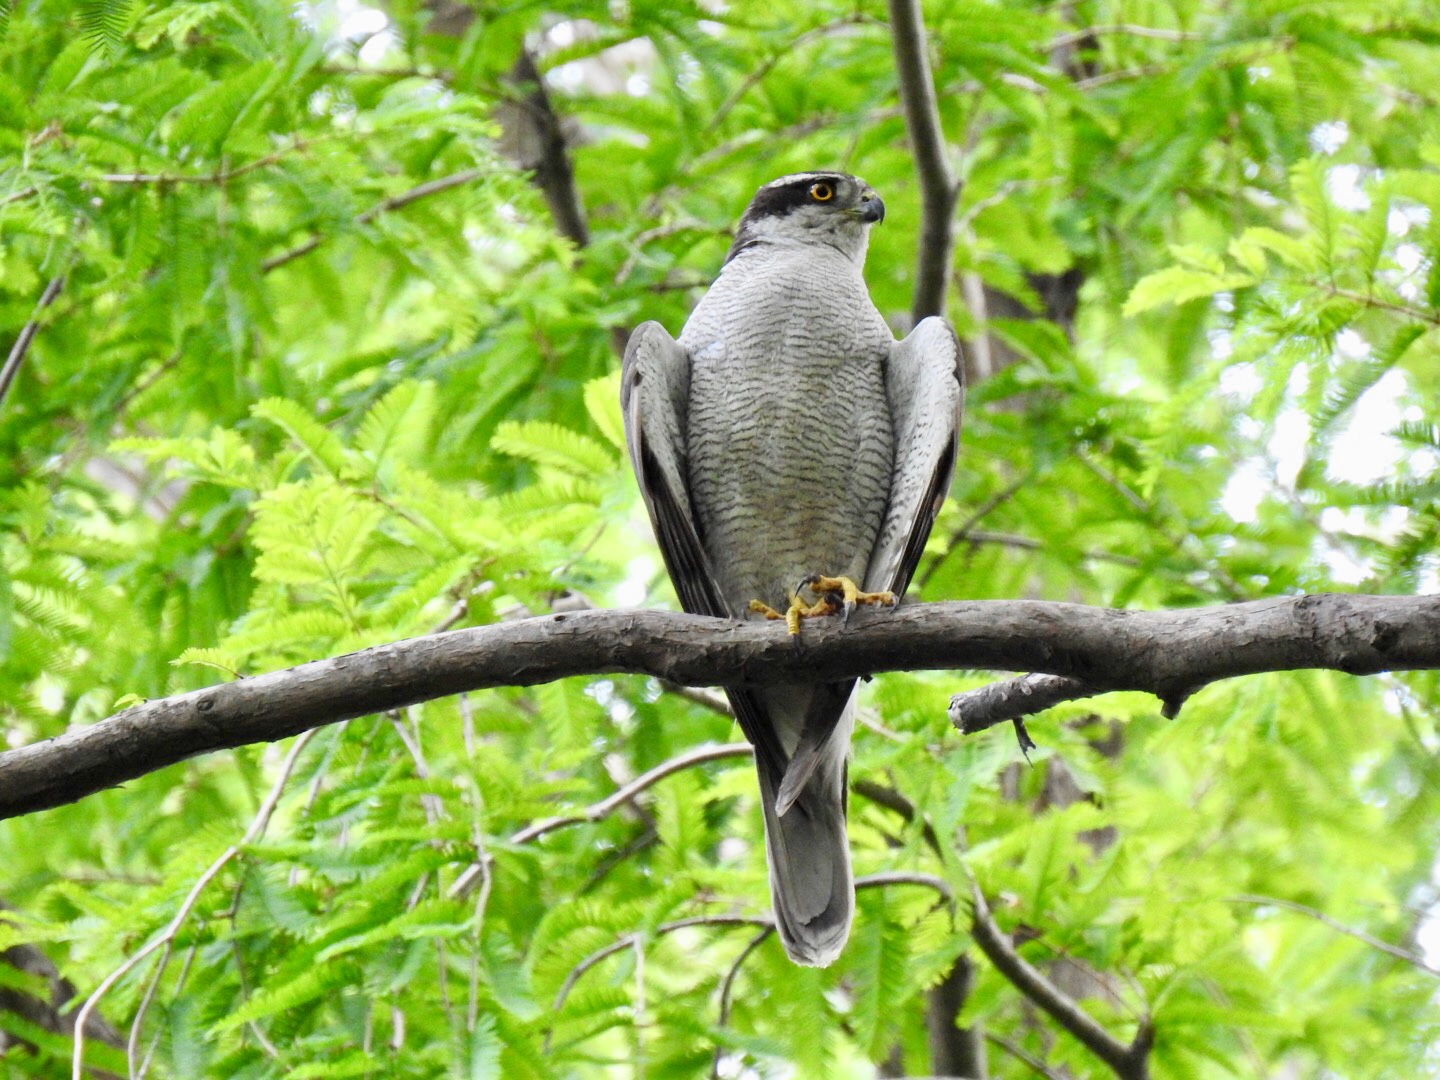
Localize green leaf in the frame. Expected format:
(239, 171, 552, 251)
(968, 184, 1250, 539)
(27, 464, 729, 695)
(1123, 266, 1256, 316)
(490, 420, 617, 477)
(220, 961, 365, 1029)
(355, 380, 439, 476)
(166, 61, 276, 158)
(252, 398, 348, 476)
(81, 0, 136, 57)
(583, 371, 626, 451)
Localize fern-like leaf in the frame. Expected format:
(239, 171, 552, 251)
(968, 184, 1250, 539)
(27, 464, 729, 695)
(252, 398, 348, 476)
(355, 380, 438, 476)
(491, 420, 616, 477)
(81, 0, 134, 57)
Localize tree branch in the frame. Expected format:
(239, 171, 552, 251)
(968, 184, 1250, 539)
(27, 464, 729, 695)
(886, 0, 958, 322)
(98, 136, 318, 186)
(3, 594, 1438, 820)
(968, 883, 1152, 1079)
(1225, 894, 1440, 977)
(949, 673, 1104, 731)
(0, 903, 122, 1079)
(499, 48, 590, 248)
(1046, 24, 1204, 49)
(0, 273, 66, 411)
(260, 168, 488, 273)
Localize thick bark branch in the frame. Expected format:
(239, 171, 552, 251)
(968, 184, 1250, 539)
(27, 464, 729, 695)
(2, 594, 1437, 820)
(886, 0, 958, 322)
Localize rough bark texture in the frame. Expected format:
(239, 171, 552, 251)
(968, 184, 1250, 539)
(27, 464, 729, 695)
(2, 594, 1437, 819)
(950, 672, 1103, 730)
(969, 885, 1152, 1080)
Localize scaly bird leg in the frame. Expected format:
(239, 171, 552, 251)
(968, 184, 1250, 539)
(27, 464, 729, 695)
(798, 574, 897, 626)
(748, 593, 839, 636)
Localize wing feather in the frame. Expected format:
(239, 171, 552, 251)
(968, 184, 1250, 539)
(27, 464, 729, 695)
(866, 318, 965, 597)
(621, 322, 788, 779)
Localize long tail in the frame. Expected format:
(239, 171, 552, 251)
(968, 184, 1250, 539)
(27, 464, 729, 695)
(753, 687, 855, 966)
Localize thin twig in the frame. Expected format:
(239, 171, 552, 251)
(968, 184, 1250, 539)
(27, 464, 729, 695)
(1226, 894, 1440, 977)
(0, 273, 66, 411)
(1075, 450, 1243, 600)
(98, 137, 316, 186)
(551, 874, 952, 1038)
(260, 168, 487, 273)
(447, 742, 753, 897)
(661, 682, 733, 716)
(706, 15, 875, 132)
(1, 185, 39, 206)
(1322, 285, 1440, 327)
(964, 530, 1141, 568)
(1072, 64, 1167, 89)
(710, 928, 774, 1078)
(851, 779, 943, 857)
(74, 731, 316, 1080)
(1047, 24, 1203, 50)
(858, 870, 952, 902)
(548, 914, 774, 1033)
(986, 1030, 1064, 1079)
(916, 472, 1031, 590)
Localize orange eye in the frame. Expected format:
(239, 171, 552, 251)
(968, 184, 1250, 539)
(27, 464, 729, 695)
(809, 181, 834, 202)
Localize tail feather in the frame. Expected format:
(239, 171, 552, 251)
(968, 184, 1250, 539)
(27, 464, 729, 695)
(755, 695, 854, 966)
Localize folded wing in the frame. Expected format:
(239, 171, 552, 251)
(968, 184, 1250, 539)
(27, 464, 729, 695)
(620, 322, 788, 781)
(866, 317, 965, 597)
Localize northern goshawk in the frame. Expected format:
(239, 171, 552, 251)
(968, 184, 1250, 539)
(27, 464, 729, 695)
(621, 172, 964, 965)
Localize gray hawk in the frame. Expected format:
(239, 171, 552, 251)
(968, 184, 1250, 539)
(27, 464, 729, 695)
(621, 172, 964, 966)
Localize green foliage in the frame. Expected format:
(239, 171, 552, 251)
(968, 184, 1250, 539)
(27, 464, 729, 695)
(2, 0, 1439, 1077)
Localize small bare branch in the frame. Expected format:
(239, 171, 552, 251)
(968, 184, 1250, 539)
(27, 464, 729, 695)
(448, 742, 752, 897)
(73, 731, 316, 1080)
(987, 1030, 1064, 1079)
(260, 168, 488, 273)
(707, 15, 875, 132)
(98, 138, 317, 186)
(950, 673, 1103, 731)
(1226, 894, 1440, 977)
(968, 883, 1152, 1079)
(0, 273, 66, 411)
(1, 185, 39, 206)
(1047, 24, 1204, 50)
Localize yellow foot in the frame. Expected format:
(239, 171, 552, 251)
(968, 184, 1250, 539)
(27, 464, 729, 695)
(748, 594, 838, 636)
(799, 575, 897, 625)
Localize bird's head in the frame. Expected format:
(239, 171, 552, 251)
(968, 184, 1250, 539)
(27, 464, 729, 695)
(725, 172, 885, 265)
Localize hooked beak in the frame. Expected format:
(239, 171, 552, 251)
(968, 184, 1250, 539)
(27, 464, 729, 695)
(858, 193, 885, 224)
